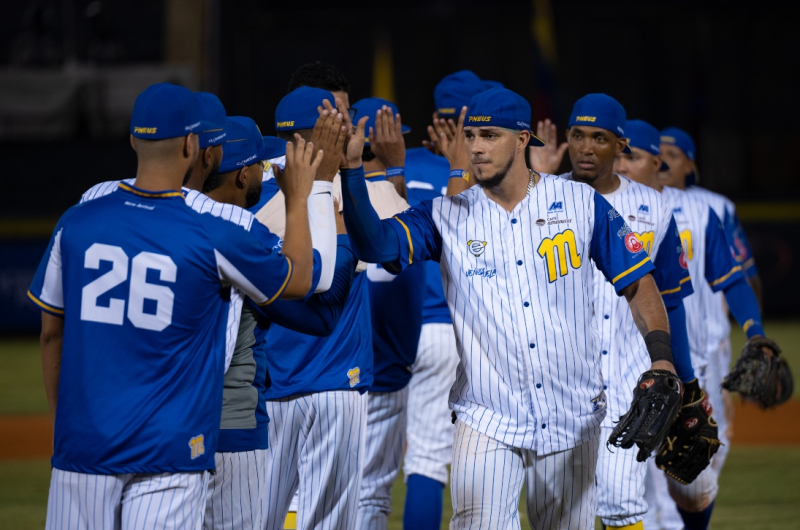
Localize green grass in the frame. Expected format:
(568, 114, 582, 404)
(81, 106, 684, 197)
(3, 447, 799, 530)
(0, 339, 48, 415)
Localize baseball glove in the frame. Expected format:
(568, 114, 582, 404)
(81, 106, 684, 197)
(608, 369, 682, 462)
(722, 337, 793, 409)
(656, 381, 721, 484)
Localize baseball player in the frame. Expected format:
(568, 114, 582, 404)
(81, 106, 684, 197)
(340, 87, 680, 530)
(402, 70, 485, 530)
(30, 82, 319, 530)
(346, 98, 427, 529)
(557, 100, 697, 530)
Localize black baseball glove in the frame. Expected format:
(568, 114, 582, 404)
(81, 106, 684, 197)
(608, 369, 682, 462)
(656, 379, 721, 484)
(722, 337, 793, 409)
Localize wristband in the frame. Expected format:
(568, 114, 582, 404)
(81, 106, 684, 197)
(386, 166, 404, 178)
(450, 169, 470, 181)
(644, 330, 673, 365)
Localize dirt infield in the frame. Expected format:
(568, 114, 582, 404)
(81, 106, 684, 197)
(1, 400, 799, 460)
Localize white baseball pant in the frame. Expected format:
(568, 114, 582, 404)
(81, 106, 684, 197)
(404, 322, 460, 485)
(450, 420, 599, 530)
(46, 467, 209, 530)
(262, 391, 367, 530)
(596, 426, 648, 527)
(204, 449, 268, 530)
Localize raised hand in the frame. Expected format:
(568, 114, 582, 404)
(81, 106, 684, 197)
(274, 135, 322, 203)
(310, 101, 347, 182)
(527, 118, 567, 174)
(439, 106, 469, 168)
(342, 115, 369, 170)
(422, 111, 458, 156)
(368, 107, 405, 168)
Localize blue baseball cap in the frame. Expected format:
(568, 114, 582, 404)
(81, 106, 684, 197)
(660, 127, 695, 161)
(482, 79, 504, 90)
(130, 83, 211, 140)
(275, 86, 336, 132)
(196, 92, 227, 148)
(464, 87, 545, 146)
(568, 93, 631, 154)
(624, 119, 669, 171)
(219, 117, 263, 174)
(660, 126, 697, 184)
(434, 70, 484, 117)
(351, 97, 411, 145)
(261, 136, 286, 159)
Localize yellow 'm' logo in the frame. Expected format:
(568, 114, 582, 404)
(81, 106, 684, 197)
(277, 121, 295, 128)
(467, 116, 491, 122)
(347, 367, 360, 387)
(537, 229, 582, 283)
(133, 127, 157, 134)
(634, 231, 655, 256)
(574, 116, 597, 122)
(679, 229, 693, 260)
(189, 435, 205, 460)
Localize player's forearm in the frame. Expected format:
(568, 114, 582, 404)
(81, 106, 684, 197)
(40, 312, 64, 422)
(747, 273, 763, 310)
(623, 274, 670, 336)
(307, 181, 337, 293)
(723, 276, 765, 339)
(280, 198, 313, 298)
(340, 165, 402, 263)
(387, 175, 408, 201)
(667, 301, 696, 383)
(446, 168, 475, 196)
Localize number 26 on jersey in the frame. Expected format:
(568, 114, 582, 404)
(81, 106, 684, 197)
(81, 243, 176, 331)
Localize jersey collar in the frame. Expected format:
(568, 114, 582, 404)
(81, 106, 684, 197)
(118, 182, 186, 200)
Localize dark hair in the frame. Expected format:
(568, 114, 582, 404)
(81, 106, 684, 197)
(202, 171, 232, 194)
(288, 62, 350, 94)
(362, 144, 376, 162)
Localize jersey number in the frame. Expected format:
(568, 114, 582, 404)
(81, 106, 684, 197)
(679, 229, 694, 260)
(537, 229, 582, 283)
(80, 243, 176, 331)
(634, 231, 655, 256)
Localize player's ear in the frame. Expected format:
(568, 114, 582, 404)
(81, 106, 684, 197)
(235, 167, 247, 190)
(615, 136, 626, 155)
(129, 134, 137, 151)
(519, 130, 531, 150)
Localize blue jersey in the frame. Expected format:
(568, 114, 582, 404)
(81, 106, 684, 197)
(405, 147, 452, 325)
(262, 272, 374, 398)
(366, 261, 426, 392)
(29, 183, 294, 474)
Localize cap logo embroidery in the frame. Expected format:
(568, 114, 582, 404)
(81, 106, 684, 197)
(133, 127, 157, 134)
(575, 116, 596, 122)
(438, 108, 456, 114)
(517, 121, 530, 128)
(661, 135, 676, 143)
(237, 154, 258, 166)
(277, 121, 295, 128)
(467, 116, 491, 122)
(185, 121, 200, 131)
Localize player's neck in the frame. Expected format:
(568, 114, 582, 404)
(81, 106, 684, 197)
(133, 161, 186, 192)
(587, 169, 619, 195)
(183, 157, 206, 192)
(205, 186, 245, 209)
(481, 161, 532, 213)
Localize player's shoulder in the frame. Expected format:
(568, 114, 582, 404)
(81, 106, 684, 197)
(687, 185, 735, 214)
(79, 179, 134, 204)
(184, 190, 255, 231)
(553, 171, 596, 195)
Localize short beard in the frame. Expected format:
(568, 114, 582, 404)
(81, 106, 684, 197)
(476, 154, 515, 190)
(570, 168, 598, 184)
(245, 180, 263, 209)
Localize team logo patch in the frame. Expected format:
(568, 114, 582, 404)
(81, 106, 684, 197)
(347, 367, 361, 387)
(608, 208, 621, 221)
(684, 418, 699, 429)
(467, 240, 487, 257)
(627, 215, 636, 222)
(625, 233, 644, 253)
(638, 204, 650, 215)
(536, 218, 546, 226)
(591, 394, 607, 412)
(673, 207, 682, 214)
(679, 251, 688, 269)
(189, 434, 205, 460)
(547, 201, 564, 213)
(640, 378, 656, 389)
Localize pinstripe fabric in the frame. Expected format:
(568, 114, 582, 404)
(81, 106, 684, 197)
(263, 391, 367, 530)
(404, 322, 460, 485)
(357, 387, 410, 530)
(204, 450, 268, 530)
(449, 420, 599, 530)
(596, 428, 647, 527)
(643, 460, 684, 530)
(46, 468, 209, 530)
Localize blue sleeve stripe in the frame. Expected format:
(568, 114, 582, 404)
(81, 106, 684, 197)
(27, 290, 64, 316)
(257, 256, 293, 306)
(659, 275, 691, 295)
(611, 257, 652, 285)
(392, 216, 414, 264)
(709, 265, 742, 287)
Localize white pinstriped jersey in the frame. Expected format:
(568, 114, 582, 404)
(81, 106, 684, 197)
(79, 180, 278, 371)
(662, 186, 744, 370)
(385, 175, 655, 454)
(561, 175, 690, 426)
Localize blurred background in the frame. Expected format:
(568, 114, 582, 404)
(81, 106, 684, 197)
(1, 1, 799, 528)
